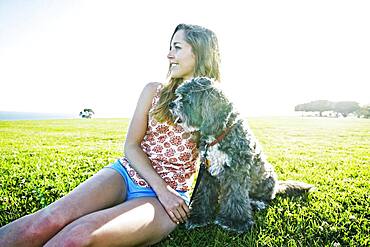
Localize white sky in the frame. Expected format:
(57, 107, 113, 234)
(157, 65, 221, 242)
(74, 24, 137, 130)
(0, 0, 369, 117)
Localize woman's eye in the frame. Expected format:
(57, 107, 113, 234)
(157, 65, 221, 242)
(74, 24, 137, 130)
(175, 46, 181, 50)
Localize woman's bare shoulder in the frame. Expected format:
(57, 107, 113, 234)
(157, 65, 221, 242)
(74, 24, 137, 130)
(141, 82, 162, 98)
(137, 82, 163, 106)
(145, 82, 162, 90)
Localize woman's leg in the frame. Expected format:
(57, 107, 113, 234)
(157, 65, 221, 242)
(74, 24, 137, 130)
(44, 197, 177, 247)
(0, 168, 126, 247)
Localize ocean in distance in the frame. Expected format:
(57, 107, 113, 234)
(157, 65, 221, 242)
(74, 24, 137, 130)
(0, 111, 78, 120)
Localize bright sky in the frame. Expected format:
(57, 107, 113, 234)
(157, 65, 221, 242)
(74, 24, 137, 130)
(1, 0, 369, 117)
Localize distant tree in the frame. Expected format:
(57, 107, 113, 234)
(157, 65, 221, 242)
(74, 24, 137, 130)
(333, 101, 360, 117)
(79, 108, 95, 118)
(295, 100, 334, 117)
(355, 104, 370, 118)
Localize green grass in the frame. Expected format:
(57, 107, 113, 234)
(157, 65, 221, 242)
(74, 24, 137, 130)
(1, 117, 369, 246)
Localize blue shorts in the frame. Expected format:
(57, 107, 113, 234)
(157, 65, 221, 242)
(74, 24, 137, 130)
(105, 159, 190, 205)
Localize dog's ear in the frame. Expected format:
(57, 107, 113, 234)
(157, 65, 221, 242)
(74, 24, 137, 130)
(195, 77, 213, 87)
(199, 88, 233, 136)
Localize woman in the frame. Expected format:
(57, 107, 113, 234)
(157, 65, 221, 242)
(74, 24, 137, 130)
(0, 23, 221, 247)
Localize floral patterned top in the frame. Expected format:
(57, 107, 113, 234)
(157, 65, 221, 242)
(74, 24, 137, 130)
(120, 84, 199, 191)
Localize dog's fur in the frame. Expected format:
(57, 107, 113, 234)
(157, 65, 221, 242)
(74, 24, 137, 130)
(170, 77, 314, 233)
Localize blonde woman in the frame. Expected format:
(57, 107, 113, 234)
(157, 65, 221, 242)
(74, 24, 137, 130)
(0, 23, 221, 247)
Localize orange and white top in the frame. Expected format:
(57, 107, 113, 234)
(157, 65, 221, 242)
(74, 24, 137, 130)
(120, 84, 199, 191)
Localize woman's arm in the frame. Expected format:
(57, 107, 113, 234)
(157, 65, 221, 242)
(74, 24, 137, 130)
(124, 82, 189, 224)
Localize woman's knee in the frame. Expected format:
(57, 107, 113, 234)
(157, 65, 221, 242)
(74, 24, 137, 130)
(18, 209, 63, 243)
(59, 224, 94, 247)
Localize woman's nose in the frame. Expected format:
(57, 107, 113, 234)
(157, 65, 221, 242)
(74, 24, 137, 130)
(167, 50, 174, 59)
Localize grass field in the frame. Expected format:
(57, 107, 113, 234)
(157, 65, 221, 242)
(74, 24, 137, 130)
(0, 117, 369, 246)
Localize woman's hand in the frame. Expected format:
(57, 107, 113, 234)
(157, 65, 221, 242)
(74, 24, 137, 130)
(156, 185, 190, 224)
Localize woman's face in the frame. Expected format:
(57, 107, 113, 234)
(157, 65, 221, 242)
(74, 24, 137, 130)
(167, 30, 196, 81)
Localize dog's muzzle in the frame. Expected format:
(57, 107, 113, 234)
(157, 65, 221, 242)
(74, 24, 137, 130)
(174, 117, 182, 124)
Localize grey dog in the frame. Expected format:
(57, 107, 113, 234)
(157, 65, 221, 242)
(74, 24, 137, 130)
(169, 77, 314, 233)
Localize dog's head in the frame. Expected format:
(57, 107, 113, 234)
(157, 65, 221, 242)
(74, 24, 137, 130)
(169, 77, 233, 137)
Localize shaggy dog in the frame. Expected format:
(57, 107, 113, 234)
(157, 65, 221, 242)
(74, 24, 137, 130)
(169, 77, 314, 233)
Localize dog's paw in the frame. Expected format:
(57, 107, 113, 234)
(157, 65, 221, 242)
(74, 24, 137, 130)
(250, 200, 266, 211)
(185, 220, 210, 230)
(214, 216, 254, 233)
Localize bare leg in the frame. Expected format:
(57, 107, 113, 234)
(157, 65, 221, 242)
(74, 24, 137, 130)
(44, 197, 177, 247)
(0, 168, 126, 247)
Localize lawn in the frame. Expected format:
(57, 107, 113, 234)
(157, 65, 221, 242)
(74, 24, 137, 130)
(0, 117, 369, 246)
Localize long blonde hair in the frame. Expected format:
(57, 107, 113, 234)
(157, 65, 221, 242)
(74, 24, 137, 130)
(152, 24, 221, 124)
